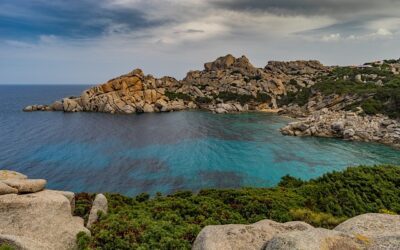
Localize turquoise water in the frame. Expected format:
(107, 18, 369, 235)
(0, 85, 399, 195)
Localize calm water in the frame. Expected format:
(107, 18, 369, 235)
(0, 85, 399, 196)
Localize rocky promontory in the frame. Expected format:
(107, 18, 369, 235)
(23, 55, 400, 148)
(23, 54, 329, 114)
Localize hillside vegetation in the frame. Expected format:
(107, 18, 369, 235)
(280, 61, 400, 118)
(75, 165, 400, 250)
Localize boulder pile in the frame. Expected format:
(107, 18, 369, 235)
(0, 170, 90, 250)
(193, 213, 400, 250)
(280, 109, 400, 148)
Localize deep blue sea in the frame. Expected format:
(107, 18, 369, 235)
(0, 85, 399, 196)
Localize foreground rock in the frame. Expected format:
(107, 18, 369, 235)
(193, 213, 400, 250)
(0, 190, 89, 250)
(280, 109, 400, 148)
(86, 193, 108, 229)
(0, 171, 90, 250)
(192, 220, 313, 250)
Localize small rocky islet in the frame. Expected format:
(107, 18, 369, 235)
(24, 54, 400, 149)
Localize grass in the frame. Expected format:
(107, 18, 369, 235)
(76, 165, 400, 250)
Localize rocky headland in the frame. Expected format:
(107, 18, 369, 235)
(23, 55, 400, 148)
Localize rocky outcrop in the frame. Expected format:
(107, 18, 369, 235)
(193, 213, 400, 250)
(192, 220, 313, 250)
(86, 193, 108, 229)
(280, 109, 400, 148)
(23, 54, 329, 114)
(0, 171, 90, 250)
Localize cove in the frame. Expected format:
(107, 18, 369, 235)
(1, 85, 399, 196)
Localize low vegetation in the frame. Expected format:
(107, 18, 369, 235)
(76, 165, 399, 250)
(165, 91, 192, 101)
(279, 65, 400, 118)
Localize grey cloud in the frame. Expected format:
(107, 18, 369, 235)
(211, 0, 399, 17)
(174, 29, 205, 34)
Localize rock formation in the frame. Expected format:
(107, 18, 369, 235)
(86, 193, 108, 229)
(193, 213, 400, 250)
(280, 109, 400, 148)
(22, 55, 400, 149)
(23, 54, 328, 114)
(0, 170, 90, 250)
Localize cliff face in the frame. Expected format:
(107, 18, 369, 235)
(23, 54, 329, 114)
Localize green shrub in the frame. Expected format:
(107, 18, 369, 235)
(0, 244, 15, 250)
(74, 193, 95, 224)
(195, 96, 213, 104)
(77, 231, 91, 250)
(78, 165, 400, 249)
(165, 91, 192, 101)
(361, 99, 383, 115)
(289, 208, 346, 228)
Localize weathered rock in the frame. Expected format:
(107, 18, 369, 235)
(2, 179, 46, 194)
(334, 213, 400, 249)
(50, 101, 64, 111)
(63, 98, 82, 112)
(0, 190, 89, 250)
(46, 190, 76, 212)
(23, 106, 33, 112)
(0, 182, 18, 195)
(86, 193, 108, 229)
(281, 110, 400, 149)
(0, 170, 27, 180)
(265, 228, 365, 250)
(192, 220, 313, 250)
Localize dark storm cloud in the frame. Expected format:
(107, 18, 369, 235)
(0, 0, 167, 40)
(211, 0, 398, 17)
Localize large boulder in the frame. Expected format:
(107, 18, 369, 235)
(2, 179, 46, 194)
(0, 170, 27, 180)
(192, 220, 313, 250)
(334, 213, 400, 249)
(86, 193, 108, 229)
(264, 228, 364, 250)
(0, 182, 18, 195)
(0, 190, 89, 250)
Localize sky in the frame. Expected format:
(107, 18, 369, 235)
(1, 0, 400, 84)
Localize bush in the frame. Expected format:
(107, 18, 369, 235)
(165, 91, 192, 101)
(77, 165, 400, 249)
(195, 96, 213, 104)
(77, 231, 91, 250)
(0, 244, 15, 250)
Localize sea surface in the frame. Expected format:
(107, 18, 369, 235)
(0, 85, 399, 196)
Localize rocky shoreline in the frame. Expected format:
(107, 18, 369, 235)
(280, 109, 400, 149)
(23, 54, 400, 149)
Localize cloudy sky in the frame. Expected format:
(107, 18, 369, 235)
(1, 0, 400, 84)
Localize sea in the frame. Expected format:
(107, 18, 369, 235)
(0, 85, 399, 196)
